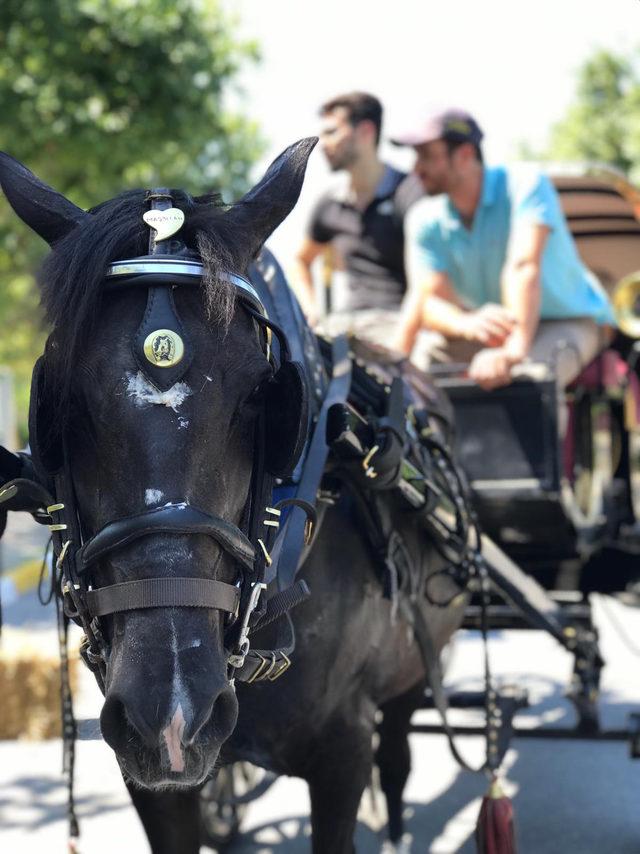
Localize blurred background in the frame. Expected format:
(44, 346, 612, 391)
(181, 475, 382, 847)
(0, 0, 639, 441)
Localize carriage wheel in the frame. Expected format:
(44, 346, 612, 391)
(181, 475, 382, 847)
(563, 396, 615, 532)
(200, 762, 274, 850)
(627, 427, 640, 523)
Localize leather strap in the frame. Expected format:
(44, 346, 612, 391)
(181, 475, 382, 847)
(86, 577, 239, 617)
(78, 503, 255, 573)
(0, 477, 53, 514)
(267, 335, 352, 589)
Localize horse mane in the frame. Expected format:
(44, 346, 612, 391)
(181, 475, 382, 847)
(37, 188, 253, 445)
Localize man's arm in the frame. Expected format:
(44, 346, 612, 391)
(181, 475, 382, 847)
(292, 236, 326, 325)
(395, 270, 466, 352)
(468, 222, 548, 389)
(396, 201, 515, 355)
(395, 270, 516, 354)
(500, 222, 548, 361)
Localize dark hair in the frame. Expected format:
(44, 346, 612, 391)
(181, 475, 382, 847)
(38, 189, 242, 437)
(319, 92, 383, 145)
(445, 136, 483, 164)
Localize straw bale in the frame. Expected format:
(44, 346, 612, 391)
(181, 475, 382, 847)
(0, 628, 78, 740)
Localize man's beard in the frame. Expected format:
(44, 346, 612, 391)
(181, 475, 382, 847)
(423, 176, 447, 196)
(326, 146, 358, 172)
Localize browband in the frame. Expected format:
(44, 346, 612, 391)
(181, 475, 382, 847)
(105, 258, 266, 316)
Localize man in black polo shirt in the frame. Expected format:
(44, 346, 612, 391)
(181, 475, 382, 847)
(294, 92, 422, 341)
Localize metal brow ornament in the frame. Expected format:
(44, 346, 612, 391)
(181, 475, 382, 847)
(142, 207, 186, 242)
(143, 329, 185, 368)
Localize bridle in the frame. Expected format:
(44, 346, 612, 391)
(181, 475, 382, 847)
(36, 218, 306, 691)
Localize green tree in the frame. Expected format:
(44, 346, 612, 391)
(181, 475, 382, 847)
(546, 49, 640, 181)
(0, 0, 263, 438)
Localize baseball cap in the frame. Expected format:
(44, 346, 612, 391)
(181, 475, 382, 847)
(390, 108, 483, 147)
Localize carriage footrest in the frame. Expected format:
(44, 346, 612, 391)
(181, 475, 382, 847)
(462, 600, 593, 631)
(421, 686, 529, 714)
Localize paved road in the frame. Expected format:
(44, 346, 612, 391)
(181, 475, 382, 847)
(1, 511, 640, 853)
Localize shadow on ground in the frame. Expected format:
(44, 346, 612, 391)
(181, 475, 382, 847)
(0, 774, 128, 832)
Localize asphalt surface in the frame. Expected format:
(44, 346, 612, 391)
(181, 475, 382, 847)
(1, 510, 640, 853)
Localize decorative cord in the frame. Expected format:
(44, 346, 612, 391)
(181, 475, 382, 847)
(56, 590, 80, 850)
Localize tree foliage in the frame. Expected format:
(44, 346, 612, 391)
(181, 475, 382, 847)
(0, 0, 262, 438)
(546, 49, 640, 182)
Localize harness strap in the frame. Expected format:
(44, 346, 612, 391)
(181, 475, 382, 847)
(231, 337, 352, 683)
(252, 579, 310, 632)
(78, 503, 255, 573)
(86, 577, 240, 617)
(267, 334, 352, 589)
(334, 450, 504, 774)
(0, 476, 53, 517)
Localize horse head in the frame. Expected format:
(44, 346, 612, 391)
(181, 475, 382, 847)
(0, 138, 316, 789)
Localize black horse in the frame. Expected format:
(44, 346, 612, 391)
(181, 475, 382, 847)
(0, 141, 466, 853)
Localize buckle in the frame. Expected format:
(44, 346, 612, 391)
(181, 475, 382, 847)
(79, 635, 104, 671)
(246, 651, 274, 684)
(362, 444, 379, 479)
(56, 540, 71, 570)
(245, 651, 291, 684)
(267, 652, 291, 681)
(228, 638, 250, 669)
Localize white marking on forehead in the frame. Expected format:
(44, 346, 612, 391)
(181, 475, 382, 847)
(125, 372, 192, 412)
(145, 489, 164, 506)
(189, 639, 201, 649)
(178, 416, 189, 430)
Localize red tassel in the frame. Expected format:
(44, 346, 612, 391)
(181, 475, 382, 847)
(475, 778, 518, 854)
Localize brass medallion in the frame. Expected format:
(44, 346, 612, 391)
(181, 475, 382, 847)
(143, 329, 184, 368)
(142, 208, 185, 242)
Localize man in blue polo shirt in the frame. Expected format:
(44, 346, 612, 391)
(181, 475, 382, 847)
(393, 108, 615, 389)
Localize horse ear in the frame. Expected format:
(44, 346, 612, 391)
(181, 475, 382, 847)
(227, 137, 318, 259)
(0, 151, 89, 245)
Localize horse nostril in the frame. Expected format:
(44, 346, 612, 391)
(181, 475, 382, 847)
(101, 692, 159, 750)
(100, 695, 130, 753)
(184, 685, 238, 745)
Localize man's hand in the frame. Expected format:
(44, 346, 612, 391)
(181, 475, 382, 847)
(458, 303, 516, 347)
(468, 347, 515, 390)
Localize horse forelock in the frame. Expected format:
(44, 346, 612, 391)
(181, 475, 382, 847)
(37, 188, 251, 439)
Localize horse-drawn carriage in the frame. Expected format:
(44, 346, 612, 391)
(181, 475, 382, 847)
(199, 165, 640, 847)
(389, 166, 640, 762)
(1, 147, 639, 853)
(447, 167, 640, 574)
